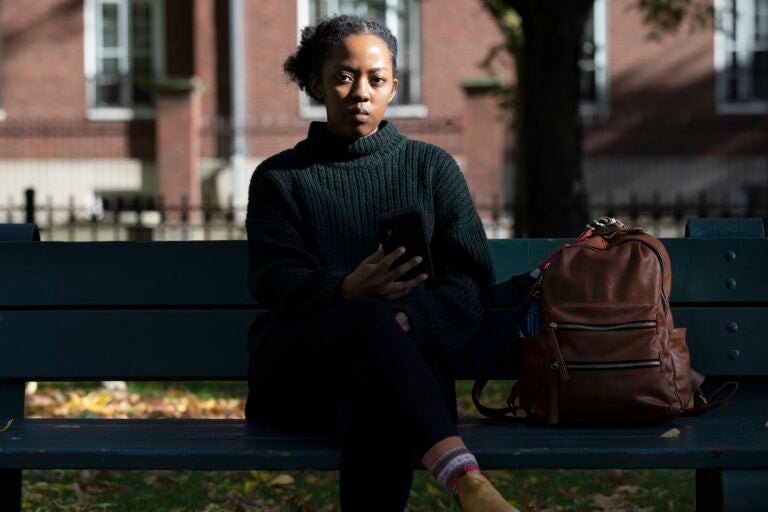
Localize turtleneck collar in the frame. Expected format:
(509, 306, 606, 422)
(303, 120, 399, 160)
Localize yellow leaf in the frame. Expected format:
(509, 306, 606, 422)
(0, 419, 13, 432)
(244, 480, 259, 494)
(249, 470, 270, 482)
(661, 428, 681, 438)
(268, 474, 295, 487)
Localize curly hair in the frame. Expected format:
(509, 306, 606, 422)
(284, 14, 398, 102)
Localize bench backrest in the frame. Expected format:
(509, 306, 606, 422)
(0, 219, 765, 394)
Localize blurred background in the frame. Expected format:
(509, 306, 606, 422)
(0, 0, 766, 240)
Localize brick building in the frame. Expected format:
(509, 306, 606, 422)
(0, 0, 765, 226)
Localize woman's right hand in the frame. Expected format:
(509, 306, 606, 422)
(340, 244, 428, 301)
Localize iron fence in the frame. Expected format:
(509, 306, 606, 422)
(5, 187, 767, 241)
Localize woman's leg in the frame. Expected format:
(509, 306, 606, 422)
(334, 393, 414, 511)
(246, 296, 514, 510)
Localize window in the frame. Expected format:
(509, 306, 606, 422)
(297, 0, 426, 118)
(579, 0, 609, 121)
(84, 0, 164, 120)
(715, 0, 768, 113)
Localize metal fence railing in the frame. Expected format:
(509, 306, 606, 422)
(4, 187, 767, 242)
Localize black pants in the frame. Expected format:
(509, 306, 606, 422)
(245, 296, 460, 511)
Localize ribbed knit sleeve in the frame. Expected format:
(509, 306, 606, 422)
(388, 154, 495, 356)
(245, 168, 348, 322)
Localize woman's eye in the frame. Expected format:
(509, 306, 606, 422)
(336, 74, 354, 83)
(371, 76, 387, 85)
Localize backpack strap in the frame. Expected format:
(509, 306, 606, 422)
(471, 336, 528, 419)
(683, 380, 739, 416)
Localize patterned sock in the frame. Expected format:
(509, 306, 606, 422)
(428, 446, 481, 497)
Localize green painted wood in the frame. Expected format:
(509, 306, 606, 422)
(0, 236, 766, 307)
(720, 470, 768, 511)
(686, 218, 765, 239)
(0, 311, 252, 380)
(0, 223, 39, 242)
(0, 241, 255, 308)
(0, 307, 765, 380)
(0, 410, 766, 470)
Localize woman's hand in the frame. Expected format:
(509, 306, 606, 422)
(340, 245, 428, 301)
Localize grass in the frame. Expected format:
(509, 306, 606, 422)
(17, 380, 695, 511)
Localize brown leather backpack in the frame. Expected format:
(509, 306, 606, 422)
(472, 218, 737, 425)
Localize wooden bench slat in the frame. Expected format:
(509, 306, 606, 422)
(452, 307, 768, 379)
(0, 238, 766, 308)
(1, 307, 765, 380)
(0, 310, 252, 380)
(1, 408, 766, 470)
(0, 241, 255, 308)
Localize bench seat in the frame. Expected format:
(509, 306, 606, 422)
(2, 402, 766, 471)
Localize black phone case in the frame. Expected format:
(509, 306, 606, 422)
(376, 207, 435, 282)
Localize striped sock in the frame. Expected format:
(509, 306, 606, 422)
(428, 446, 481, 497)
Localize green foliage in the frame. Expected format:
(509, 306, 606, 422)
(635, 0, 716, 39)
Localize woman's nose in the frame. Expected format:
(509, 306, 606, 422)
(351, 79, 371, 102)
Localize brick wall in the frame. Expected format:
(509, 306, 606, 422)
(584, 0, 768, 156)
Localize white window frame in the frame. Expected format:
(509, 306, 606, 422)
(714, 0, 768, 114)
(0, 0, 5, 123)
(84, 0, 165, 121)
(296, 0, 427, 119)
(580, 0, 609, 122)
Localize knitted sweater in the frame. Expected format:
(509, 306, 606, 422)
(245, 121, 495, 356)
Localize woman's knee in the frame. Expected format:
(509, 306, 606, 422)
(330, 296, 399, 336)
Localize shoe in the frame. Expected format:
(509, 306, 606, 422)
(456, 471, 519, 512)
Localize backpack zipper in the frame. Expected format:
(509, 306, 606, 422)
(551, 359, 661, 371)
(549, 320, 657, 332)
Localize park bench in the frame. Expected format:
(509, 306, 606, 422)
(0, 218, 766, 511)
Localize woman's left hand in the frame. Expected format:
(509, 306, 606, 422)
(395, 311, 411, 333)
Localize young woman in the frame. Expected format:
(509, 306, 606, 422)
(244, 14, 517, 512)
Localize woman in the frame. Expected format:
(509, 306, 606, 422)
(244, 14, 517, 512)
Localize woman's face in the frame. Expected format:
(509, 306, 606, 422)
(310, 33, 398, 139)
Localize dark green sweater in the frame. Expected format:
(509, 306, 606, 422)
(245, 121, 495, 356)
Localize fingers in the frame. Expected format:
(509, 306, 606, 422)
(382, 273, 428, 300)
(376, 246, 407, 272)
(387, 254, 425, 281)
(363, 244, 386, 263)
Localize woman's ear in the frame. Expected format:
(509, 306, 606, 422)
(387, 77, 399, 105)
(309, 73, 324, 102)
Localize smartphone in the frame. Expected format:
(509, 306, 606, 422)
(376, 207, 435, 282)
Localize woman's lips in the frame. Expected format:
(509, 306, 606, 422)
(350, 109, 370, 123)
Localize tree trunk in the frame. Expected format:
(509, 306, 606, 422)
(517, 3, 592, 237)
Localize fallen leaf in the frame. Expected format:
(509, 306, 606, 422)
(615, 484, 642, 495)
(244, 480, 259, 494)
(661, 428, 681, 438)
(249, 470, 270, 482)
(591, 494, 617, 511)
(0, 419, 12, 432)
(268, 474, 295, 487)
